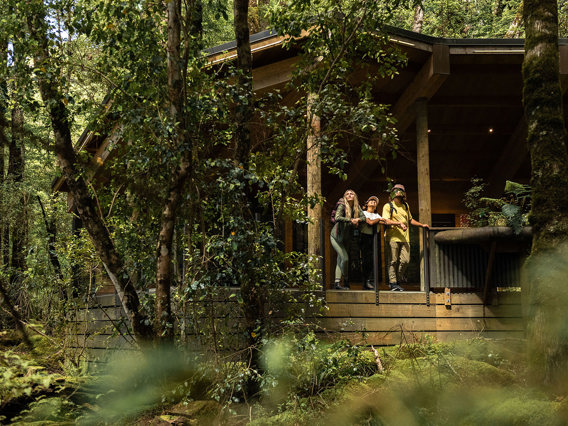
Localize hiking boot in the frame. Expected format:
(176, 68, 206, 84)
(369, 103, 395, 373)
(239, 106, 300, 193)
(334, 281, 349, 290)
(389, 283, 404, 292)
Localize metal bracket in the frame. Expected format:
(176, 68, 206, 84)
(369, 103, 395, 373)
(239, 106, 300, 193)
(445, 287, 451, 308)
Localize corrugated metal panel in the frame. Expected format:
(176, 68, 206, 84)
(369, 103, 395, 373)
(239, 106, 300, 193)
(429, 229, 526, 289)
(433, 243, 487, 288)
(493, 253, 523, 288)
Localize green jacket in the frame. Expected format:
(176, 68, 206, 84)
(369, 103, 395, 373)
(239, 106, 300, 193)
(330, 203, 365, 242)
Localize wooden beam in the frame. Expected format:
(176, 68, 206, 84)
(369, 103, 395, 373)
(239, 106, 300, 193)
(428, 95, 522, 107)
(208, 34, 285, 65)
(284, 219, 293, 254)
(415, 99, 432, 290)
(325, 213, 333, 289)
(253, 56, 297, 93)
(415, 99, 432, 227)
(392, 44, 450, 134)
(329, 45, 450, 202)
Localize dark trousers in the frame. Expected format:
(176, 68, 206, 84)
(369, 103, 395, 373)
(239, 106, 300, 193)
(360, 233, 374, 283)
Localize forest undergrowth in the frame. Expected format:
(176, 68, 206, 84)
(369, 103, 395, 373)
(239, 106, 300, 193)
(2, 328, 568, 425)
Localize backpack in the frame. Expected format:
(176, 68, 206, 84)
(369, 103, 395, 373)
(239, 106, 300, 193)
(330, 198, 344, 225)
(385, 201, 410, 226)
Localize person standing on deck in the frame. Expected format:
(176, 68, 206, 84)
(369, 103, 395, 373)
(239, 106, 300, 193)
(381, 184, 429, 291)
(360, 196, 404, 290)
(330, 189, 365, 290)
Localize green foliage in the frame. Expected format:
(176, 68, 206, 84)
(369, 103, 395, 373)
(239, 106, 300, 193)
(561, 0, 568, 37)
(176, 159, 327, 354)
(463, 177, 490, 227)
(463, 178, 530, 233)
(262, 332, 378, 408)
(80, 347, 199, 424)
(207, 360, 257, 405)
(0, 351, 58, 405)
(0, 332, 86, 425)
(389, 0, 524, 38)
(267, 0, 409, 181)
(502, 202, 523, 234)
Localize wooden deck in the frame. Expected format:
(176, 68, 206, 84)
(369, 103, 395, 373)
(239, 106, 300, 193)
(65, 289, 524, 363)
(320, 290, 523, 345)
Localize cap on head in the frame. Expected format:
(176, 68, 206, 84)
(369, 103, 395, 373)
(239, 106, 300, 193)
(366, 196, 379, 204)
(391, 183, 406, 199)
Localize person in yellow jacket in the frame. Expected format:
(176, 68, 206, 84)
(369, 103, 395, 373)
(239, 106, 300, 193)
(381, 184, 429, 291)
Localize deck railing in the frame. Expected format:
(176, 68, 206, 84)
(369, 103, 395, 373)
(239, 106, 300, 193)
(321, 222, 530, 303)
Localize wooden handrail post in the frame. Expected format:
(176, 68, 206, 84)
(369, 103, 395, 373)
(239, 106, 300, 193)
(373, 224, 380, 305)
(415, 98, 432, 291)
(423, 226, 431, 305)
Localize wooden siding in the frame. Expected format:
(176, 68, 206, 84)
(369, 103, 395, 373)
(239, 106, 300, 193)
(321, 290, 523, 345)
(66, 290, 523, 363)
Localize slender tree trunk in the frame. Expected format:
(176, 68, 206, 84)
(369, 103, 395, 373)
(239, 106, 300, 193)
(155, 0, 200, 342)
(412, 5, 424, 33)
(8, 104, 26, 277)
(522, 0, 568, 392)
(233, 0, 253, 167)
(27, 2, 153, 342)
(1, 39, 9, 268)
(37, 196, 64, 284)
(0, 111, 7, 270)
(233, 0, 264, 396)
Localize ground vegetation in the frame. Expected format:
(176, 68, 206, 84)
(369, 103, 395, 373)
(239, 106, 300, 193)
(3, 329, 568, 424)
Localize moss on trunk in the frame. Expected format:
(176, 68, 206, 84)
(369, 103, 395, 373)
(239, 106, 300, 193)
(522, 0, 568, 393)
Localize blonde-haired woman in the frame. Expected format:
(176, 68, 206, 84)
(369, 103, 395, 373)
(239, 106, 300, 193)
(330, 189, 365, 290)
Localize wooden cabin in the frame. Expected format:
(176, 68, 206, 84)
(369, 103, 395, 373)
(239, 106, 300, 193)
(63, 28, 568, 356)
(209, 27, 567, 293)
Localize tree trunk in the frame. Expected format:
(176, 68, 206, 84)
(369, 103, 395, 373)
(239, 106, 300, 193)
(37, 197, 64, 285)
(233, 0, 253, 167)
(306, 93, 322, 280)
(8, 104, 26, 277)
(233, 0, 263, 396)
(27, 3, 153, 343)
(412, 5, 424, 33)
(522, 0, 568, 392)
(0, 112, 7, 269)
(155, 0, 198, 343)
(1, 39, 9, 268)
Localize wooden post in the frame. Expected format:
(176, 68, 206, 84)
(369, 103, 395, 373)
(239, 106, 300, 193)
(307, 93, 322, 280)
(324, 213, 333, 288)
(415, 98, 432, 291)
(284, 219, 293, 254)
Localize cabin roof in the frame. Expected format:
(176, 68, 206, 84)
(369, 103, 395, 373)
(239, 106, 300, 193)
(207, 27, 567, 213)
(58, 27, 568, 216)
